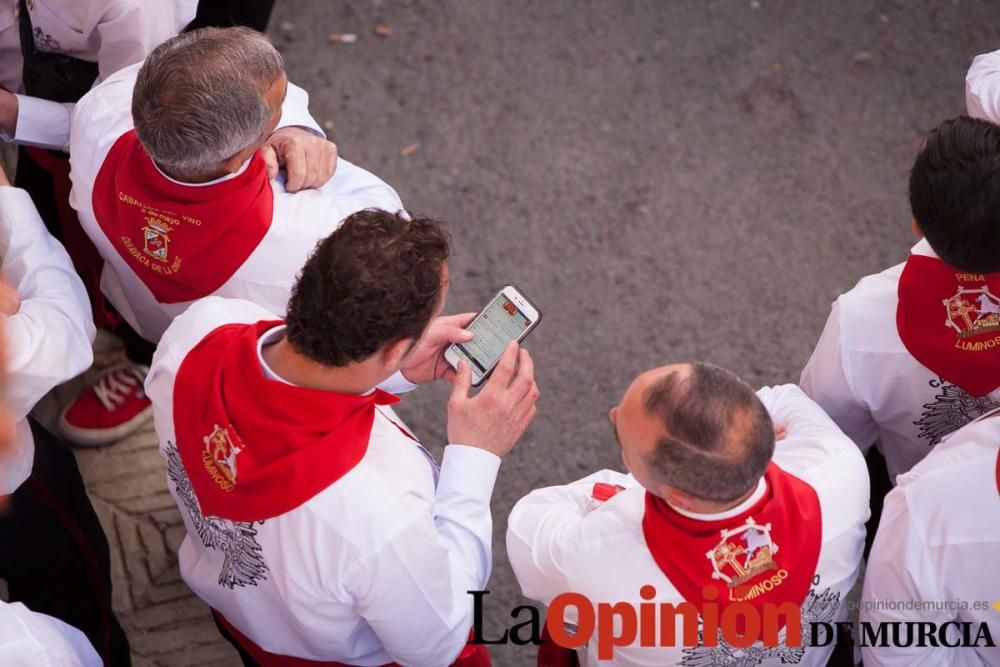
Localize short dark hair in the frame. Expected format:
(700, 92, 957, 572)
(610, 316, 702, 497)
(642, 363, 774, 504)
(909, 116, 1000, 273)
(286, 210, 450, 367)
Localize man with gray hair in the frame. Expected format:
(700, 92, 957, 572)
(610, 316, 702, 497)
(507, 364, 869, 666)
(65, 27, 402, 446)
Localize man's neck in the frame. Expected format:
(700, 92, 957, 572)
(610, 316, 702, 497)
(671, 480, 762, 517)
(261, 338, 382, 395)
(157, 162, 229, 184)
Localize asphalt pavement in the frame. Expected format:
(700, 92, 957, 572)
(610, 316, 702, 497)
(263, 1, 998, 664)
(53, 1, 1000, 665)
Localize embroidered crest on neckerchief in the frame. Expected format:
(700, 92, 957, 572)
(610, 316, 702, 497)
(944, 283, 1000, 343)
(914, 377, 1000, 446)
(201, 423, 243, 492)
(707, 518, 779, 589)
(165, 442, 268, 589)
(681, 587, 841, 666)
(142, 219, 172, 263)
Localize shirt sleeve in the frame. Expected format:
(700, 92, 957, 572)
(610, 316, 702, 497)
(756, 383, 854, 442)
(506, 469, 633, 604)
(8, 96, 74, 150)
(318, 157, 406, 217)
(346, 444, 501, 666)
(0, 602, 102, 667)
(966, 49, 1000, 121)
(376, 371, 418, 395)
(860, 488, 975, 667)
(276, 82, 324, 137)
(799, 302, 879, 455)
(0, 187, 95, 421)
(91, 0, 197, 80)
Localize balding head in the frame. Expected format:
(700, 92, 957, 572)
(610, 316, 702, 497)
(132, 27, 286, 181)
(611, 362, 774, 506)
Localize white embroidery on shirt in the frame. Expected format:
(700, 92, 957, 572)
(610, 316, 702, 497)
(165, 442, 269, 589)
(31, 26, 62, 53)
(680, 588, 840, 666)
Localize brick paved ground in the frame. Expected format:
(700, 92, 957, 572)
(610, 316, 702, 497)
(34, 333, 241, 666)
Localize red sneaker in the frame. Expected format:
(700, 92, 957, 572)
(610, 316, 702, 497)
(60, 362, 152, 446)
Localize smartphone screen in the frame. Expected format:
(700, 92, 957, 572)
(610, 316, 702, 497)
(451, 293, 533, 376)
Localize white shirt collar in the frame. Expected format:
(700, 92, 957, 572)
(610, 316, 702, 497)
(151, 156, 252, 188)
(910, 237, 938, 258)
(667, 477, 768, 521)
(257, 325, 294, 385)
(256, 325, 375, 395)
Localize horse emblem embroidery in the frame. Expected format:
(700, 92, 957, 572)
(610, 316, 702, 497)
(944, 284, 1000, 340)
(202, 424, 243, 492)
(707, 518, 779, 588)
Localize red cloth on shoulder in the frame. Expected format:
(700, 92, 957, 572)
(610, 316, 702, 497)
(172, 320, 398, 522)
(641, 463, 821, 615)
(91, 130, 273, 304)
(897, 254, 1000, 397)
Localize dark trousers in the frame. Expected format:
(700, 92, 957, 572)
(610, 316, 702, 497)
(863, 447, 892, 560)
(0, 421, 131, 665)
(186, 0, 276, 33)
(14, 147, 156, 366)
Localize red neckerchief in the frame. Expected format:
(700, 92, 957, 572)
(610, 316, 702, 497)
(641, 463, 821, 617)
(173, 320, 399, 522)
(214, 611, 491, 667)
(91, 130, 273, 304)
(897, 254, 1000, 397)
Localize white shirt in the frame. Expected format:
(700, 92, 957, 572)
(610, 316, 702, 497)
(147, 297, 500, 666)
(0, 186, 95, 494)
(861, 413, 1000, 667)
(69, 62, 405, 343)
(0, 0, 196, 150)
(0, 600, 101, 666)
(799, 238, 1000, 482)
(506, 384, 869, 667)
(965, 48, 1000, 122)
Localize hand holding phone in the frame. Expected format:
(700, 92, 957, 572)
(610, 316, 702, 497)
(444, 284, 542, 386)
(400, 312, 477, 385)
(447, 341, 540, 458)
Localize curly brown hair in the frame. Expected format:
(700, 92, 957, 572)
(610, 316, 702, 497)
(286, 210, 450, 367)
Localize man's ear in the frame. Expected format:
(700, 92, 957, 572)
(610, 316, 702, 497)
(221, 146, 256, 175)
(381, 338, 413, 370)
(911, 217, 923, 239)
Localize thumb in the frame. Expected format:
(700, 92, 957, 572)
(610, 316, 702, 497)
(449, 360, 472, 398)
(261, 145, 279, 180)
(445, 324, 475, 345)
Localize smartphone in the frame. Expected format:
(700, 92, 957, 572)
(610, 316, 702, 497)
(444, 284, 542, 387)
